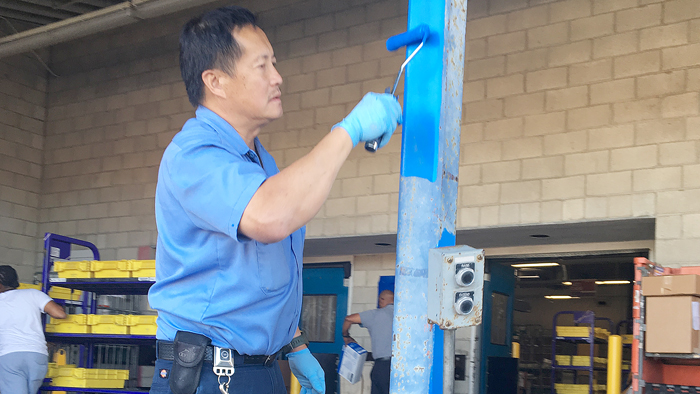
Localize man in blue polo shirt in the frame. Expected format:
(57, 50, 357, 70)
(148, 5, 401, 394)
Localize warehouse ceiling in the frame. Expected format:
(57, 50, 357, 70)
(0, 0, 123, 28)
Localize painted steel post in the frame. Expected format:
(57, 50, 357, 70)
(391, 0, 467, 393)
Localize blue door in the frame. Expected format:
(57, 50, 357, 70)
(301, 264, 350, 394)
(479, 261, 516, 394)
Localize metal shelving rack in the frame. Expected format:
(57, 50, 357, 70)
(632, 257, 700, 394)
(551, 311, 612, 394)
(40, 233, 154, 394)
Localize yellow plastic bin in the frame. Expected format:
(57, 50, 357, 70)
(91, 260, 130, 278)
(128, 259, 156, 278)
(87, 315, 129, 334)
(54, 261, 92, 278)
(45, 314, 90, 334)
(127, 315, 158, 335)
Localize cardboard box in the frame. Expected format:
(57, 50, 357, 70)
(338, 343, 367, 384)
(642, 274, 700, 296)
(646, 296, 700, 354)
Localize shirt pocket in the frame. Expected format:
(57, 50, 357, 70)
(256, 240, 292, 294)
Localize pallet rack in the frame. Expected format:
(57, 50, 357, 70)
(40, 233, 154, 394)
(551, 311, 612, 394)
(632, 257, 700, 394)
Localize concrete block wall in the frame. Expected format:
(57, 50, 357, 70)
(0, 52, 47, 281)
(461, 0, 700, 266)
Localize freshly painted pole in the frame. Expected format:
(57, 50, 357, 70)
(391, 0, 467, 393)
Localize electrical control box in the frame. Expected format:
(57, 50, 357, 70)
(427, 245, 485, 329)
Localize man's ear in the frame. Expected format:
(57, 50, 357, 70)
(201, 69, 228, 100)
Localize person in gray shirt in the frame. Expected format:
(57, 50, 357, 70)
(342, 290, 394, 394)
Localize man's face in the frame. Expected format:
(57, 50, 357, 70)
(222, 25, 283, 125)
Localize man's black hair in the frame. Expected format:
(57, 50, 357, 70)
(179, 6, 257, 107)
(0, 265, 19, 289)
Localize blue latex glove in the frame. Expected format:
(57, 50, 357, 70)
(287, 348, 325, 394)
(333, 92, 402, 149)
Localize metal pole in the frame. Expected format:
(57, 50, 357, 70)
(443, 329, 455, 394)
(391, 0, 467, 393)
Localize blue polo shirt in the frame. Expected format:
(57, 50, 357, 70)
(149, 106, 304, 356)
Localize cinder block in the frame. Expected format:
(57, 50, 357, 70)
(458, 207, 480, 228)
(330, 83, 362, 104)
(304, 15, 334, 36)
(543, 176, 586, 200)
(334, 8, 366, 30)
(593, 0, 638, 15)
(588, 124, 634, 150)
(662, 92, 699, 117)
(488, 32, 527, 56)
(357, 195, 389, 214)
(564, 151, 610, 176)
(301, 88, 330, 109)
(467, 38, 488, 60)
(524, 112, 566, 136)
(465, 99, 504, 122)
(332, 45, 363, 67)
(349, 22, 381, 46)
(616, 4, 662, 32)
(325, 197, 356, 217)
(571, 13, 614, 40)
(590, 78, 635, 104)
(482, 161, 521, 183)
(545, 86, 588, 111)
(593, 32, 638, 58)
(544, 130, 587, 155)
(550, 0, 592, 22)
(487, 74, 525, 98)
(637, 70, 686, 98)
(662, 43, 700, 70)
(584, 197, 611, 219)
(567, 104, 611, 130)
(467, 56, 506, 81)
(507, 5, 549, 31)
(276, 21, 304, 42)
(302, 53, 332, 73)
(541, 200, 563, 222)
(633, 192, 656, 216)
(527, 23, 569, 49)
(484, 117, 524, 140)
(610, 145, 658, 171)
(502, 136, 543, 160)
(500, 180, 541, 203)
(491, 0, 528, 14)
(522, 156, 564, 179)
(480, 206, 499, 227)
(459, 164, 482, 186)
(526, 67, 567, 92)
(316, 67, 347, 88)
(633, 167, 682, 191)
(608, 194, 633, 217)
(506, 49, 548, 74)
(586, 171, 632, 196)
(464, 81, 486, 103)
(692, 20, 700, 43)
(563, 199, 585, 221)
(664, 0, 700, 23)
(641, 23, 689, 51)
(657, 189, 700, 214)
(286, 73, 315, 93)
(614, 51, 661, 78)
(659, 141, 697, 165)
(683, 164, 700, 188)
(613, 98, 661, 123)
(688, 116, 700, 140)
(461, 140, 503, 164)
(505, 92, 545, 116)
(498, 203, 521, 225)
(467, 14, 508, 40)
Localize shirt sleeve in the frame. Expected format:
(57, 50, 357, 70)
(163, 140, 267, 240)
(30, 289, 53, 313)
(359, 309, 377, 329)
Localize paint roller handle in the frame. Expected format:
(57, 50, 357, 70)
(364, 87, 393, 153)
(386, 24, 430, 51)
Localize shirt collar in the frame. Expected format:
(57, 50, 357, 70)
(195, 105, 255, 156)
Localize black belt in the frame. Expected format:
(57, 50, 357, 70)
(157, 340, 278, 367)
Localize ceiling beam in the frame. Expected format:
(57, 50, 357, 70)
(21, 0, 97, 14)
(0, 8, 57, 26)
(3, 1, 78, 20)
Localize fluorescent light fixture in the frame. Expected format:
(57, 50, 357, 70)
(512, 262, 560, 268)
(517, 275, 540, 279)
(562, 281, 572, 286)
(595, 280, 631, 285)
(545, 295, 580, 300)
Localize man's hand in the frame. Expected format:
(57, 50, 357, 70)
(287, 348, 325, 394)
(343, 335, 357, 345)
(333, 92, 402, 149)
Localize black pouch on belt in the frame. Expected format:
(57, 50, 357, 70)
(169, 330, 211, 394)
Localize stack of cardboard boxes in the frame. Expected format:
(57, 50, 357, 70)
(642, 274, 700, 354)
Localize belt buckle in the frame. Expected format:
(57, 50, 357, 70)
(263, 354, 276, 366)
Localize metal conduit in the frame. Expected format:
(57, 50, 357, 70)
(0, 0, 220, 59)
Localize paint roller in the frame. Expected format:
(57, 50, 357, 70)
(365, 24, 430, 153)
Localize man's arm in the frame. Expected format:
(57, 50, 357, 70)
(44, 301, 67, 319)
(342, 313, 362, 344)
(239, 128, 353, 244)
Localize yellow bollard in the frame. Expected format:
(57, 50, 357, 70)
(290, 372, 302, 394)
(607, 335, 622, 394)
(512, 342, 520, 359)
